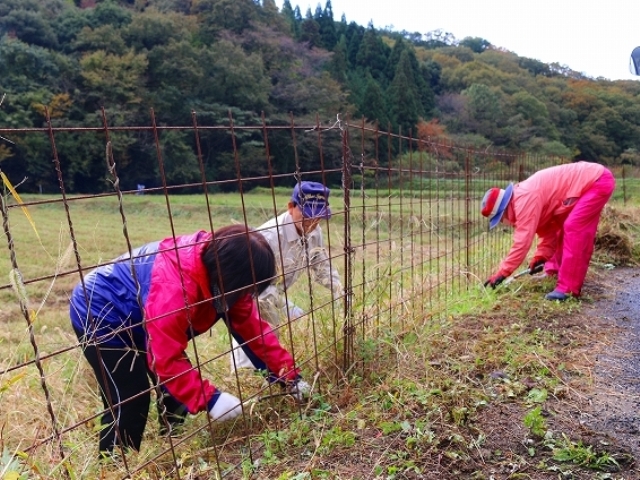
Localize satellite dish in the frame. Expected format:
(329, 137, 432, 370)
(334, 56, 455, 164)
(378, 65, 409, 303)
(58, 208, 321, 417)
(630, 47, 640, 75)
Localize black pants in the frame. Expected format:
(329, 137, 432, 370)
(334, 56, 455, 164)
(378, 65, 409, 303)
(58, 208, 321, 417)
(75, 330, 186, 453)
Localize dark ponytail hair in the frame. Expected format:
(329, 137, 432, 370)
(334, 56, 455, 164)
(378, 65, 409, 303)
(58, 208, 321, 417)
(201, 225, 275, 303)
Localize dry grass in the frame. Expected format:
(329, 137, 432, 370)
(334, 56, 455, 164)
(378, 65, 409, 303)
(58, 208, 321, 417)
(594, 203, 639, 265)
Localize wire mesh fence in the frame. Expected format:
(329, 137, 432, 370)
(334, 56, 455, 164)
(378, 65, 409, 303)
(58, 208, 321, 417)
(0, 112, 624, 478)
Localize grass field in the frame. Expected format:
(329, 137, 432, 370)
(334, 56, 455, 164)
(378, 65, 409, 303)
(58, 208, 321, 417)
(1, 186, 632, 479)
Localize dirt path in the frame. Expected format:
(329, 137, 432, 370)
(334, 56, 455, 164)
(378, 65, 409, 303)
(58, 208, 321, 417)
(252, 266, 640, 480)
(469, 267, 640, 479)
(580, 267, 640, 462)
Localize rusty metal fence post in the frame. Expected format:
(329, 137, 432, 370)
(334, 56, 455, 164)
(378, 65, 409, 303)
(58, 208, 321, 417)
(465, 149, 471, 282)
(341, 119, 354, 372)
(622, 164, 627, 205)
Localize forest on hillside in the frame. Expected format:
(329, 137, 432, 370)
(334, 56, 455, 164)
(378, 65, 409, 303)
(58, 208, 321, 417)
(1, 0, 640, 193)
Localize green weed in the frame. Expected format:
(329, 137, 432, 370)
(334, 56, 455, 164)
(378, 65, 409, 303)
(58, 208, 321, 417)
(0, 448, 29, 480)
(318, 426, 356, 454)
(552, 434, 620, 471)
(257, 430, 290, 465)
(523, 406, 548, 438)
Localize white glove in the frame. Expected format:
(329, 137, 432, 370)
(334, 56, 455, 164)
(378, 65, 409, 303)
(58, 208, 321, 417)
(289, 379, 311, 401)
(287, 305, 305, 319)
(208, 392, 242, 422)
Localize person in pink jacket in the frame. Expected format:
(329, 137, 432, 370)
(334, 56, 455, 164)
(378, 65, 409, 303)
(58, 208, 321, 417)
(481, 161, 615, 301)
(70, 225, 309, 455)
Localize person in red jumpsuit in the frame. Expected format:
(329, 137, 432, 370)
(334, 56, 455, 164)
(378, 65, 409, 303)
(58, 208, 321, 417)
(481, 161, 615, 301)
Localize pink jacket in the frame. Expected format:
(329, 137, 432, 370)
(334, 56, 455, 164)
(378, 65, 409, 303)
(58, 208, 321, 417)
(497, 161, 605, 276)
(144, 231, 299, 414)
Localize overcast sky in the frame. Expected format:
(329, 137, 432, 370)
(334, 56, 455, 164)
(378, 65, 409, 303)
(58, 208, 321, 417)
(276, 0, 639, 81)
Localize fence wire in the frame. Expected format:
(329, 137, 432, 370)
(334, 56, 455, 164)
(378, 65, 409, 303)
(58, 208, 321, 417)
(0, 112, 622, 479)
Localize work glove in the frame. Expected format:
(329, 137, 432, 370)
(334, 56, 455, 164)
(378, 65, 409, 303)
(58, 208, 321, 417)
(288, 379, 311, 401)
(484, 273, 506, 289)
(528, 256, 547, 274)
(287, 304, 305, 319)
(208, 392, 242, 422)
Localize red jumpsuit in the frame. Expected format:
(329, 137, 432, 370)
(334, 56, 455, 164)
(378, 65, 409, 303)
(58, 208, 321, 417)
(497, 161, 615, 295)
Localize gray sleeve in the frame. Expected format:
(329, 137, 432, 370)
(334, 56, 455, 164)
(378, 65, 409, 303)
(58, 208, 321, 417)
(308, 230, 342, 292)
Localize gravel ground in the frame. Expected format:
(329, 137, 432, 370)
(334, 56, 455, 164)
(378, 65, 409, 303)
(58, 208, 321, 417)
(580, 267, 640, 462)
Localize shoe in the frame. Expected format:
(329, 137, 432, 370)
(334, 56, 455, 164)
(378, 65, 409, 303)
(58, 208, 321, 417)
(545, 290, 569, 301)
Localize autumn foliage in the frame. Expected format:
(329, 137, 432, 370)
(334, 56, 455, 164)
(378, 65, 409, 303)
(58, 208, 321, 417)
(416, 119, 452, 158)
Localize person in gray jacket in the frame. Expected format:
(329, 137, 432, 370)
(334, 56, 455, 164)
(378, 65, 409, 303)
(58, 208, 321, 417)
(230, 181, 343, 370)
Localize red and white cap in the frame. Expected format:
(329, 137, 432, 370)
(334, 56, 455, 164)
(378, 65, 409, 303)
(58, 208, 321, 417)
(481, 183, 513, 229)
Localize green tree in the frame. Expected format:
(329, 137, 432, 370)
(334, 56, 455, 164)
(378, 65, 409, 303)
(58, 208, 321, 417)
(123, 8, 196, 51)
(345, 21, 364, 66)
(522, 138, 571, 157)
(1, 9, 59, 49)
(146, 39, 206, 121)
(355, 23, 389, 81)
(201, 39, 270, 111)
(385, 38, 435, 116)
(417, 62, 437, 114)
(299, 9, 321, 48)
(316, 0, 337, 50)
(335, 12, 347, 39)
(152, 0, 192, 14)
(79, 49, 149, 107)
(385, 36, 406, 82)
(421, 59, 442, 94)
(575, 127, 617, 162)
(73, 25, 127, 55)
(237, 22, 341, 117)
(194, 0, 258, 40)
(55, 130, 113, 193)
(279, 0, 298, 36)
(621, 148, 640, 166)
(293, 5, 303, 26)
(88, 0, 132, 29)
(459, 36, 491, 53)
(0, 0, 40, 18)
(518, 56, 552, 77)
(53, 7, 92, 47)
(387, 50, 421, 133)
(463, 83, 503, 137)
(11, 133, 57, 192)
(359, 74, 388, 126)
(0, 37, 76, 92)
(258, 0, 289, 33)
(328, 34, 348, 83)
(423, 28, 456, 48)
(157, 130, 201, 187)
(510, 91, 558, 141)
